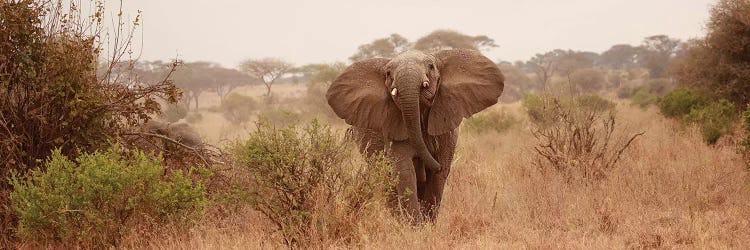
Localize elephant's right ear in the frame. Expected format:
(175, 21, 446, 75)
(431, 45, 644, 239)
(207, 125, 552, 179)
(326, 58, 407, 140)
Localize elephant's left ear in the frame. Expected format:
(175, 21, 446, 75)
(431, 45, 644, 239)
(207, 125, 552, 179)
(428, 49, 505, 135)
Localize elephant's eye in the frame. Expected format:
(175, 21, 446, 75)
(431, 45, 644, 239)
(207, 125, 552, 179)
(428, 64, 435, 70)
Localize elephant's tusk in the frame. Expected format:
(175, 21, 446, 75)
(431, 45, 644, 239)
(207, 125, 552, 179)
(391, 88, 398, 96)
(422, 81, 429, 88)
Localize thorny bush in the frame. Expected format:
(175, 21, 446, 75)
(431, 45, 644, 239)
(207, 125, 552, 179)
(526, 94, 643, 182)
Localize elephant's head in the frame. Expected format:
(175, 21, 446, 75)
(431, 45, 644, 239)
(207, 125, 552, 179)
(326, 49, 504, 171)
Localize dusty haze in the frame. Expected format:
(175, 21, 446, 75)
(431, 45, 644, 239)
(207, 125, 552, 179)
(112, 0, 713, 67)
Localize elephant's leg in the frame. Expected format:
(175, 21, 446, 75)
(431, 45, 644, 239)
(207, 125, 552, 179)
(388, 141, 421, 224)
(418, 130, 458, 222)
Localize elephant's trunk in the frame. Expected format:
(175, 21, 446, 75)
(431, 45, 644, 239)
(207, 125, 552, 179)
(398, 85, 441, 172)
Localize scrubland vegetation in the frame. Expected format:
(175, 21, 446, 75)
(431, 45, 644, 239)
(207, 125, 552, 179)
(2, 0, 750, 248)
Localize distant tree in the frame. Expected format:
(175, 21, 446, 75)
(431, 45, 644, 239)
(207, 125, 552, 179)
(349, 34, 411, 61)
(498, 64, 535, 103)
(209, 67, 254, 101)
(413, 30, 498, 53)
(672, 0, 750, 106)
(239, 58, 293, 99)
(296, 62, 347, 86)
(527, 49, 565, 89)
(170, 62, 220, 110)
(599, 44, 641, 69)
(638, 35, 681, 78)
(557, 50, 595, 77)
(569, 68, 606, 94)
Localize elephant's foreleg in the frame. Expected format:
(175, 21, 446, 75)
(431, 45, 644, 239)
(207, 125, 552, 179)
(418, 130, 458, 222)
(388, 141, 422, 224)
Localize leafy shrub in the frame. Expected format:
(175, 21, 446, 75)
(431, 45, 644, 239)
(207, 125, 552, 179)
(220, 93, 259, 124)
(10, 148, 207, 247)
(657, 88, 708, 119)
(631, 88, 658, 109)
(162, 104, 189, 122)
(684, 99, 736, 144)
(231, 120, 394, 246)
(527, 94, 642, 182)
(464, 108, 520, 134)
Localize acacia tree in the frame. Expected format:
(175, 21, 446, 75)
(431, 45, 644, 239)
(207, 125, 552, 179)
(413, 29, 498, 52)
(527, 50, 564, 89)
(638, 35, 681, 78)
(599, 44, 640, 69)
(239, 58, 293, 99)
(349, 34, 410, 61)
(295, 62, 347, 86)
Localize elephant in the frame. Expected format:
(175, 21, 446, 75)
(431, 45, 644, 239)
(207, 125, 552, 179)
(142, 119, 203, 150)
(326, 49, 504, 223)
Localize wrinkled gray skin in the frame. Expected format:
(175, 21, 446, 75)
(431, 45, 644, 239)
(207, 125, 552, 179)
(143, 119, 203, 149)
(327, 49, 505, 223)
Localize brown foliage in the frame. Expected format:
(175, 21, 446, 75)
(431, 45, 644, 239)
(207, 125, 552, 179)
(672, 0, 750, 107)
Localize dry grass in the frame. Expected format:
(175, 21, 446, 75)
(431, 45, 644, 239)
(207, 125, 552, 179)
(123, 91, 750, 249)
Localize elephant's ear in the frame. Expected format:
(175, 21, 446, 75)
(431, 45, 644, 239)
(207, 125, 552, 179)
(428, 49, 505, 135)
(326, 58, 407, 140)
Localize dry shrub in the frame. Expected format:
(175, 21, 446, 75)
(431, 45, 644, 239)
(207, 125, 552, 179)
(230, 119, 395, 247)
(131, 105, 750, 249)
(527, 94, 643, 182)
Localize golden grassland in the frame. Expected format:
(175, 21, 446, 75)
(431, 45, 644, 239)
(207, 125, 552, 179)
(118, 94, 750, 249)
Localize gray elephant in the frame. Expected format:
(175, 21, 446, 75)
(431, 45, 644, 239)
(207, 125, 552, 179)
(326, 49, 504, 222)
(142, 119, 203, 150)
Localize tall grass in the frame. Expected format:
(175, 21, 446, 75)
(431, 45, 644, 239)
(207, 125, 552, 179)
(125, 105, 750, 249)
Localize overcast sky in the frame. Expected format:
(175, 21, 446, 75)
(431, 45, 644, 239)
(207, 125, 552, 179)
(111, 0, 714, 68)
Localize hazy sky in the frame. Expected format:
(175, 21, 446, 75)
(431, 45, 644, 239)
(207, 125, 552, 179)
(112, 0, 714, 68)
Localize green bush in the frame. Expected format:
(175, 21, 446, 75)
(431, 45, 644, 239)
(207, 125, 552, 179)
(10, 148, 208, 247)
(162, 104, 189, 122)
(464, 108, 519, 134)
(631, 88, 658, 109)
(657, 88, 708, 119)
(684, 99, 736, 144)
(231, 120, 394, 246)
(221, 93, 259, 124)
